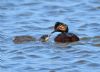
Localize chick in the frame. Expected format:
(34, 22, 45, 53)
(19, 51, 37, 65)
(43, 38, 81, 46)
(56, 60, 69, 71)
(40, 35, 49, 42)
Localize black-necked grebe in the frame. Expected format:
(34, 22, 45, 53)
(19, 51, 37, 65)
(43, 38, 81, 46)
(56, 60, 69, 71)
(13, 36, 35, 44)
(40, 35, 49, 42)
(51, 22, 79, 43)
(13, 22, 79, 44)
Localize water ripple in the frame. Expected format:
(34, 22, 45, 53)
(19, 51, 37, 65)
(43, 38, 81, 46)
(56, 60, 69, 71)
(1, 0, 100, 72)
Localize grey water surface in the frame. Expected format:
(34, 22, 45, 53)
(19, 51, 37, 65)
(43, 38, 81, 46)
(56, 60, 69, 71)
(0, 0, 100, 72)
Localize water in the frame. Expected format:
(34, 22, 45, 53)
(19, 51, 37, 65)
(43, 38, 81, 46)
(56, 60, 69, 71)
(0, 0, 100, 72)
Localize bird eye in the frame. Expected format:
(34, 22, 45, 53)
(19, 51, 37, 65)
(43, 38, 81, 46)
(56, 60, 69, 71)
(57, 25, 66, 31)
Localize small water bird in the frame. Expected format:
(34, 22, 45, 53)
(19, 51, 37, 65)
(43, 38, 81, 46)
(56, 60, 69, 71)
(50, 22, 80, 43)
(13, 35, 49, 44)
(40, 35, 49, 42)
(13, 22, 79, 44)
(13, 36, 36, 44)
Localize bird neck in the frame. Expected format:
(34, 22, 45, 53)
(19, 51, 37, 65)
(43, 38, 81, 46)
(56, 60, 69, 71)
(61, 32, 66, 34)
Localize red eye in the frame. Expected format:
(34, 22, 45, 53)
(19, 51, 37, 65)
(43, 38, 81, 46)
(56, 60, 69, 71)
(57, 25, 66, 31)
